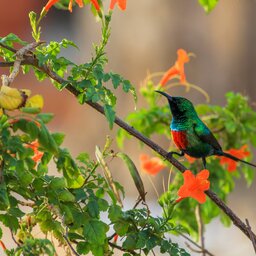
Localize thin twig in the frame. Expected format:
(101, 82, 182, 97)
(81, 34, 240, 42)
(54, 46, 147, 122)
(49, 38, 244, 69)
(10, 229, 20, 246)
(185, 242, 205, 254)
(0, 42, 17, 53)
(108, 241, 137, 255)
(196, 205, 206, 256)
(1, 42, 43, 86)
(17, 200, 35, 207)
(246, 218, 256, 254)
(63, 234, 80, 256)
(179, 233, 215, 256)
(1, 43, 256, 245)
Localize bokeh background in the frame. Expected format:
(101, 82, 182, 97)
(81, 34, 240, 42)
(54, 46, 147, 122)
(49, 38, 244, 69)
(1, 0, 256, 255)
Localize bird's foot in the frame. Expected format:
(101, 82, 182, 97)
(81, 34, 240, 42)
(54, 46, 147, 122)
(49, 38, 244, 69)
(166, 151, 184, 160)
(202, 157, 207, 169)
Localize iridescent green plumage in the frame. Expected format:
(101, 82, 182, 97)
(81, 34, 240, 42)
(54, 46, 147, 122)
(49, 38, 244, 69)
(156, 91, 256, 168)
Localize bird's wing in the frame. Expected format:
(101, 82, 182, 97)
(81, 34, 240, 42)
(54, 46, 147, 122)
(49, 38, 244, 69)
(193, 122, 222, 152)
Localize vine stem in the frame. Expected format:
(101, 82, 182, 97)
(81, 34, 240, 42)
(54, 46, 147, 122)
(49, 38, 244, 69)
(196, 205, 206, 256)
(1, 43, 256, 245)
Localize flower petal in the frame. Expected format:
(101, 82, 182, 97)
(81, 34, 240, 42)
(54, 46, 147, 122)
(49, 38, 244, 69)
(90, 0, 100, 10)
(196, 169, 209, 180)
(44, 0, 59, 11)
(190, 190, 207, 204)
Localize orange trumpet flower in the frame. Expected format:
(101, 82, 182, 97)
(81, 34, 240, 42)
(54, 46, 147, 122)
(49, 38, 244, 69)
(177, 169, 210, 204)
(160, 49, 190, 86)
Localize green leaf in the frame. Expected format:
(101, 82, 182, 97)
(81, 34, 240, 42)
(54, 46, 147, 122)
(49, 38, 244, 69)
(77, 242, 90, 254)
(58, 190, 75, 202)
(0, 227, 2, 239)
(0, 33, 27, 45)
(87, 200, 99, 218)
(26, 121, 40, 140)
(103, 104, 115, 129)
(0, 214, 19, 232)
(83, 219, 109, 245)
(114, 221, 129, 236)
(29, 11, 41, 42)
(36, 113, 54, 124)
(108, 205, 122, 222)
(110, 73, 121, 89)
(38, 125, 59, 154)
(198, 0, 219, 13)
(52, 133, 65, 146)
(49, 177, 66, 190)
(0, 183, 10, 208)
(117, 153, 146, 201)
(123, 234, 138, 250)
(20, 107, 41, 114)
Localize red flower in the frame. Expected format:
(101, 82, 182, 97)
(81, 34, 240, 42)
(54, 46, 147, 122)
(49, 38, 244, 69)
(44, 0, 84, 12)
(159, 49, 190, 86)
(184, 154, 196, 164)
(219, 145, 250, 172)
(177, 169, 210, 204)
(0, 240, 7, 251)
(26, 140, 44, 163)
(113, 234, 118, 243)
(110, 0, 127, 10)
(90, 0, 101, 11)
(140, 154, 166, 175)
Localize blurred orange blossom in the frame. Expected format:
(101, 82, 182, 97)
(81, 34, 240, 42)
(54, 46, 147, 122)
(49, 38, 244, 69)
(44, 0, 84, 12)
(140, 154, 166, 175)
(160, 49, 190, 86)
(110, 0, 127, 10)
(26, 140, 44, 163)
(219, 145, 250, 172)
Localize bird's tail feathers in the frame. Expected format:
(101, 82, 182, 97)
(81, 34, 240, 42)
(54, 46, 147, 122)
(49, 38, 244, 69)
(221, 152, 256, 168)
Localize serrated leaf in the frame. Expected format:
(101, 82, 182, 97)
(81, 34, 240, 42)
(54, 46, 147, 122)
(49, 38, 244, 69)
(114, 221, 129, 236)
(103, 104, 115, 129)
(87, 200, 99, 218)
(117, 152, 145, 201)
(0, 214, 19, 232)
(77, 242, 90, 254)
(83, 219, 108, 245)
(108, 205, 122, 222)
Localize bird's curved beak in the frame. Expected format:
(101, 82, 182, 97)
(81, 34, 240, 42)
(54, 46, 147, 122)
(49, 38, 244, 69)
(155, 90, 172, 101)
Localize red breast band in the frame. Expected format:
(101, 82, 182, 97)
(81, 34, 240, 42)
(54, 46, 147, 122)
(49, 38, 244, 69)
(171, 130, 188, 150)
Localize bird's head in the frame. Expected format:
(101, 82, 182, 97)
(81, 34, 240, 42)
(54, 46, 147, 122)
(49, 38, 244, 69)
(155, 90, 197, 118)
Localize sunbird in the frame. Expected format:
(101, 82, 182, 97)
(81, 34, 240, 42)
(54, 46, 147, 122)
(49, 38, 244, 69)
(156, 90, 256, 168)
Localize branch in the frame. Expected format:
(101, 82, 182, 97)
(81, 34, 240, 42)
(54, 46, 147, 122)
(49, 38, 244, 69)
(179, 233, 215, 256)
(245, 218, 256, 254)
(108, 241, 137, 255)
(196, 204, 206, 256)
(63, 234, 80, 256)
(1, 43, 256, 244)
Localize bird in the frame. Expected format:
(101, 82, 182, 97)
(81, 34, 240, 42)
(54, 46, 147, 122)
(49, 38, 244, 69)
(155, 90, 256, 169)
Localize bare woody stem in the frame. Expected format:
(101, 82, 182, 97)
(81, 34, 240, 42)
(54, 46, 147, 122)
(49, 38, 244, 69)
(196, 205, 206, 256)
(0, 43, 256, 244)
